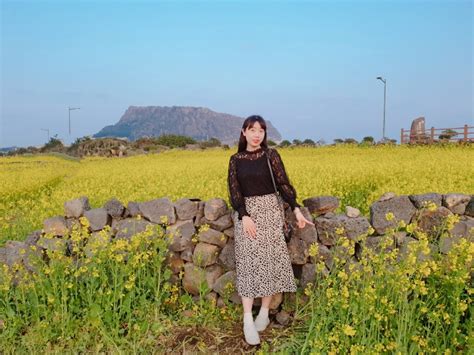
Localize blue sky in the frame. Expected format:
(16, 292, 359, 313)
(1, 0, 472, 147)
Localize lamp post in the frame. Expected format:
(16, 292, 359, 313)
(68, 107, 80, 137)
(376, 76, 387, 140)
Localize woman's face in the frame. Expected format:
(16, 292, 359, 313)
(242, 121, 265, 148)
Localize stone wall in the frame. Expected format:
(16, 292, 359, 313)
(1, 192, 473, 322)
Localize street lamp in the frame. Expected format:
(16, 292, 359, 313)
(68, 107, 80, 136)
(376, 76, 387, 140)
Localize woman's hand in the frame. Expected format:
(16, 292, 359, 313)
(294, 208, 315, 229)
(242, 215, 257, 239)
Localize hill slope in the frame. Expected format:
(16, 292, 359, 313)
(94, 106, 282, 144)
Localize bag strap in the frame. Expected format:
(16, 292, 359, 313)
(265, 150, 279, 195)
(265, 150, 287, 221)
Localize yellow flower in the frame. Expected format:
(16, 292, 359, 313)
(374, 344, 385, 352)
(406, 222, 417, 233)
(343, 325, 356, 336)
(316, 262, 326, 273)
(446, 214, 460, 231)
(79, 216, 90, 228)
(308, 242, 319, 257)
(341, 238, 351, 248)
(199, 224, 210, 232)
(337, 270, 348, 281)
(341, 286, 349, 298)
(160, 215, 169, 225)
(385, 212, 395, 221)
(411, 335, 428, 348)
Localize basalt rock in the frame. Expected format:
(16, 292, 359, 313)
(2, 191, 472, 313)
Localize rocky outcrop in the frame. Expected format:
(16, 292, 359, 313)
(94, 106, 282, 144)
(410, 117, 428, 143)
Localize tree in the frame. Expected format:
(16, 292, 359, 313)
(41, 135, 64, 152)
(279, 140, 291, 147)
(199, 137, 221, 148)
(155, 134, 197, 148)
(302, 138, 315, 145)
(377, 137, 396, 145)
(344, 138, 358, 144)
(292, 139, 302, 145)
(267, 139, 277, 146)
(333, 138, 344, 144)
(68, 136, 92, 152)
(439, 129, 458, 140)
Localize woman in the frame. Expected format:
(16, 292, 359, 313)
(227, 115, 314, 345)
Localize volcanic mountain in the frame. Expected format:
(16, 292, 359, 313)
(94, 106, 282, 144)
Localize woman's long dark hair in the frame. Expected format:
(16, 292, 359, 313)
(237, 115, 269, 153)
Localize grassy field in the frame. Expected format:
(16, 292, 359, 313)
(1, 144, 473, 245)
(0, 144, 473, 353)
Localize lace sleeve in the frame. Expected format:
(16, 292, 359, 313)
(268, 148, 301, 210)
(227, 155, 250, 220)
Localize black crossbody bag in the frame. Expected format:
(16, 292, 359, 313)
(265, 151, 294, 243)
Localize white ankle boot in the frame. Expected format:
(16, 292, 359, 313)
(254, 312, 270, 332)
(243, 313, 260, 345)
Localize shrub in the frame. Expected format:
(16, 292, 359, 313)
(344, 138, 358, 144)
(199, 137, 221, 148)
(40, 136, 65, 153)
(154, 134, 197, 148)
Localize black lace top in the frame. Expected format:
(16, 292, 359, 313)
(227, 146, 301, 220)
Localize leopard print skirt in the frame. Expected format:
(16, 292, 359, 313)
(232, 192, 297, 298)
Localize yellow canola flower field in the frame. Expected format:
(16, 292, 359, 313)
(1, 144, 473, 244)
